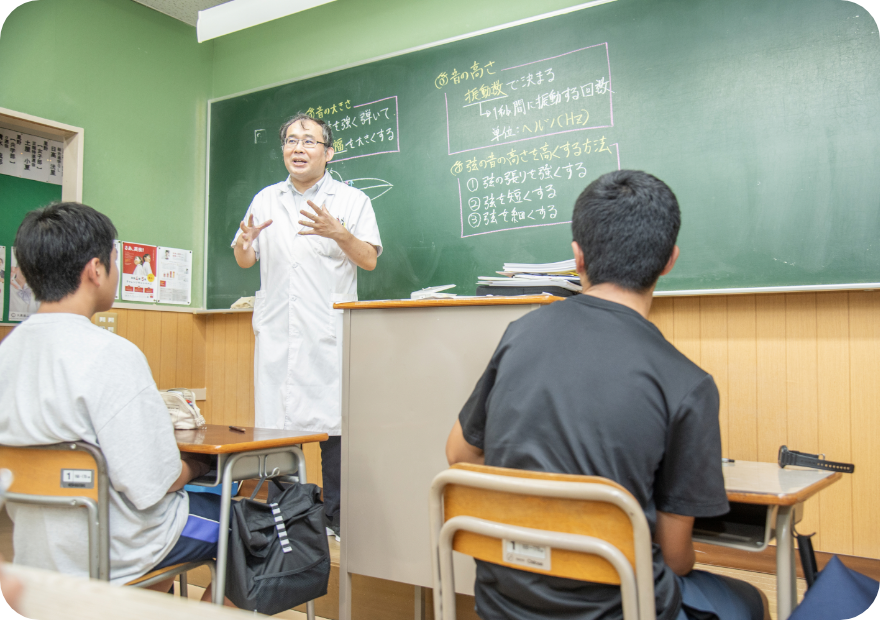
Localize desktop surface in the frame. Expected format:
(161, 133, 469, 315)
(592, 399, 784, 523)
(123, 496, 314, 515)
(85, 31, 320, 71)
(175, 424, 327, 454)
(721, 460, 841, 506)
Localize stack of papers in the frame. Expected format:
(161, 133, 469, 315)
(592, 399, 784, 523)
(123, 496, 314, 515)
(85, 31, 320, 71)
(477, 260, 582, 293)
(502, 259, 577, 275)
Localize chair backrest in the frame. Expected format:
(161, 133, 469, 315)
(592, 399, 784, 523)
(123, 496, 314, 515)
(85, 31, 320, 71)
(0, 442, 110, 580)
(429, 463, 655, 620)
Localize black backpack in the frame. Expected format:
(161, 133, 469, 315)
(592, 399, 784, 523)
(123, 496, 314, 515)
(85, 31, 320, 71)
(225, 482, 330, 614)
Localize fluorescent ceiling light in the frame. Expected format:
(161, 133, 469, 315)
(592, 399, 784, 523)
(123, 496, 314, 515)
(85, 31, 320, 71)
(197, 0, 336, 43)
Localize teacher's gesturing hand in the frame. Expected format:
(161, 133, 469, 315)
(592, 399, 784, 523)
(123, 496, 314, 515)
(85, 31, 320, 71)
(233, 214, 273, 268)
(239, 214, 273, 250)
(299, 200, 378, 270)
(298, 200, 345, 240)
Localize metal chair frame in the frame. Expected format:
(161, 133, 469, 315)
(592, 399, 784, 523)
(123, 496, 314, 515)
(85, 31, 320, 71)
(429, 466, 656, 620)
(1, 442, 213, 595)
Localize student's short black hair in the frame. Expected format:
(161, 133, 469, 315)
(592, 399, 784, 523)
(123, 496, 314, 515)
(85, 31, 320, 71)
(572, 170, 680, 292)
(14, 202, 117, 302)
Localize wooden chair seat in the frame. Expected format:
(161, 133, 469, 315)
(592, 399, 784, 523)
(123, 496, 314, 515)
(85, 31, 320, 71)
(429, 463, 656, 620)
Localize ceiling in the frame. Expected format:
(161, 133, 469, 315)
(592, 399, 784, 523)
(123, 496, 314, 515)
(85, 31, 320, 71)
(132, 0, 233, 27)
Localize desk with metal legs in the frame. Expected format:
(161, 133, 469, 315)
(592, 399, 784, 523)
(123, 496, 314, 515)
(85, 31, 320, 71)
(176, 425, 328, 610)
(692, 460, 841, 620)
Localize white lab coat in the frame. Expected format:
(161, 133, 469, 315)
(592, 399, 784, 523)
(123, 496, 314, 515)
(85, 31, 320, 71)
(232, 173, 382, 434)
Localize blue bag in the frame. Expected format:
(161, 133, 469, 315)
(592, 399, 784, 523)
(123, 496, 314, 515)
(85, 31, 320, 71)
(788, 556, 879, 620)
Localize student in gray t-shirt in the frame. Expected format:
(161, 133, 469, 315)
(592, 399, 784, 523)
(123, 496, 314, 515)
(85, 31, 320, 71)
(447, 171, 770, 620)
(0, 203, 230, 603)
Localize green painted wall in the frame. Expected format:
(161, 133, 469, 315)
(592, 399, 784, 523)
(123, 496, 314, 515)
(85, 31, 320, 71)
(0, 0, 213, 307)
(210, 0, 602, 99)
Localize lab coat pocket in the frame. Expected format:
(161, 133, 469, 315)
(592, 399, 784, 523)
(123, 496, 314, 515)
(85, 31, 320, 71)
(252, 290, 265, 335)
(308, 235, 345, 260)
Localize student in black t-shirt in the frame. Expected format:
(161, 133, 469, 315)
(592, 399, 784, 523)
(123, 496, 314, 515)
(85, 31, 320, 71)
(447, 170, 770, 620)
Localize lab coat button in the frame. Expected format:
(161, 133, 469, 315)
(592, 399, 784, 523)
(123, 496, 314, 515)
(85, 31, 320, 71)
(291, 296, 297, 302)
(292, 262, 299, 269)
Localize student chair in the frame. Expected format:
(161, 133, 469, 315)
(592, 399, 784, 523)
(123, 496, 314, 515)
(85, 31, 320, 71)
(0, 442, 215, 594)
(429, 463, 656, 620)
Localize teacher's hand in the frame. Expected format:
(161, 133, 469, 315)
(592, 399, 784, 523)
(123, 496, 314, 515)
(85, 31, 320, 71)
(298, 200, 346, 241)
(239, 214, 273, 251)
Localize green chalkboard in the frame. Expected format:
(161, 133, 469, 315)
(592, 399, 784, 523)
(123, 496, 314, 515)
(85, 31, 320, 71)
(206, 0, 880, 309)
(0, 174, 62, 322)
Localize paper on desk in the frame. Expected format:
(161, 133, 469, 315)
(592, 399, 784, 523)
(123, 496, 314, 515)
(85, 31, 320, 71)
(411, 284, 457, 300)
(231, 296, 255, 309)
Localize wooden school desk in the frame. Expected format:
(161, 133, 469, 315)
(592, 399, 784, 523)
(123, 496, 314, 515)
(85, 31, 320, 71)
(693, 460, 842, 620)
(175, 425, 328, 605)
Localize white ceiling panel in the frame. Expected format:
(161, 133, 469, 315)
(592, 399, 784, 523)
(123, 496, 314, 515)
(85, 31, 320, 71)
(132, 0, 232, 27)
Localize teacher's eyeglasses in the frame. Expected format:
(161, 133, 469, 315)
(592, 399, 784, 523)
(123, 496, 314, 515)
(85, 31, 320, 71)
(283, 137, 328, 149)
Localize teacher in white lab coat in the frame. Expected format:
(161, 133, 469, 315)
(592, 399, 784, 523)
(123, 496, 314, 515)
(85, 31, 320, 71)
(231, 113, 382, 539)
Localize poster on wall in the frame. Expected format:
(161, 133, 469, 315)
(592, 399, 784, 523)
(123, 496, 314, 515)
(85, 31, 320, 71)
(0, 246, 5, 321)
(121, 242, 157, 302)
(114, 240, 121, 300)
(156, 247, 192, 305)
(9, 247, 40, 322)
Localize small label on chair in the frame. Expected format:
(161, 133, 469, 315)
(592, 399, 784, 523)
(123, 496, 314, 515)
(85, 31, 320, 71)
(60, 469, 94, 488)
(503, 539, 551, 570)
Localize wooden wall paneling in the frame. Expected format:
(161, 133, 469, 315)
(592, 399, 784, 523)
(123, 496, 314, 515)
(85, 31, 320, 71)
(755, 295, 787, 463)
(176, 314, 194, 389)
(158, 312, 179, 390)
(211, 315, 230, 426)
(815, 292, 853, 555)
(142, 311, 163, 382)
(847, 291, 880, 559)
(192, 315, 209, 418)
(0, 325, 15, 344)
(784, 293, 821, 543)
(671, 297, 702, 365)
(248, 318, 255, 424)
(124, 309, 146, 353)
(648, 297, 674, 340)
(113, 309, 128, 340)
(700, 296, 730, 455)
(235, 313, 253, 427)
(726, 296, 758, 461)
(204, 314, 220, 424)
(303, 443, 324, 490)
(222, 314, 239, 427)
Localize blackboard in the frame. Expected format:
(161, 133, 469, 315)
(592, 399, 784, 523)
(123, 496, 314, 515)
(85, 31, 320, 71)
(205, 0, 880, 309)
(0, 175, 62, 322)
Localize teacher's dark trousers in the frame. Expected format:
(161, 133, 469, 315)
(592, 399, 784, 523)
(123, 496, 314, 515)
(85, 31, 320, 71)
(268, 435, 341, 526)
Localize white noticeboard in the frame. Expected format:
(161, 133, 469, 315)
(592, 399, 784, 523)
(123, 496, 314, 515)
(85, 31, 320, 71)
(0, 127, 62, 185)
(156, 247, 192, 305)
(0, 129, 22, 177)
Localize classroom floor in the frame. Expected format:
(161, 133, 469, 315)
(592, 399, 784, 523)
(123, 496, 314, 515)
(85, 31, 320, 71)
(0, 509, 804, 620)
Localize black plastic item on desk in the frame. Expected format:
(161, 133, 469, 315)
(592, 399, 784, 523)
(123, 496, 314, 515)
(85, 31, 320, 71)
(476, 285, 577, 297)
(778, 446, 855, 473)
